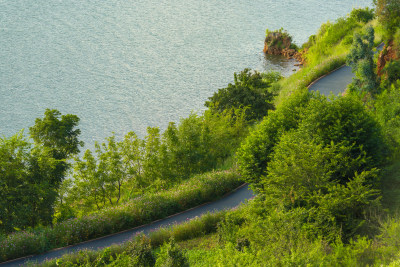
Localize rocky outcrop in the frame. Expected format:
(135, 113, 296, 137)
(263, 30, 305, 65)
(377, 41, 399, 76)
(263, 31, 292, 55)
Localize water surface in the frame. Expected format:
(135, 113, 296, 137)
(0, 0, 373, 149)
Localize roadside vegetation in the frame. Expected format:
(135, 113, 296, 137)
(0, 60, 280, 261)
(1, 0, 400, 265)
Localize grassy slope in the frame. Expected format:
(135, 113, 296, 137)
(35, 12, 399, 267)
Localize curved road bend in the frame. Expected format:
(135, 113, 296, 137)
(308, 43, 385, 95)
(2, 43, 385, 267)
(1, 184, 254, 266)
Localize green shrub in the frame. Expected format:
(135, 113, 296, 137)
(0, 170, 242, 263)
(155, 239, 188, 267)
(383, 60, 400, 84)
(205, 69, 280, 122)
(237, 90, 311, 187)
(37, 210, 228, 266)
(126, 235, 155, 267)
(350, 7, 375, 23)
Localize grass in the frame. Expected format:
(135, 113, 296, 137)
(0, 170, 242, 263)
(275, 17, 384, 106)
(32, 210, 233, 266)
(177, 233, 219, 251)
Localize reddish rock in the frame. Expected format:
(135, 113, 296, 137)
(377, 41, 399, 76)
(263, 30, 306, 65)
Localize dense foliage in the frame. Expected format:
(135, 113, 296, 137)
(0, 110, 82, 233)
(374, 0, 400, 36)
(0, 170, 241, 262)
(1, 3, 400, 266)
(347, 26, 379, 94)
(205, 68, 280, 122)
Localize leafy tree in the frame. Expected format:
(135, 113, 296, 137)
(237, 90, 311, 187)
(97, 135, 127, 205)
(0, 109, 83, 231)
(119, 131, 146, 190)
(263, 132, 368, 206)
(374, 80, 400, 152)
(374, 0, 400, 37)
(205, 69, 278, 122)
(72, 132, 145, 211)
(263, 129, 380, 241)
(350, 7, 375, 23)
(382, 60, 400, 85)
(298, 95, 386, 169)
(346, 26, 378, 94)
(256, 95, 384, 241)
(29, 109, 83, 160)
(0, 133, 32, 232)
(142, 127, 163, 185)
(238, 92, 385, 190)
(28, 109, 83, 226)
(72, 149, 107, 211)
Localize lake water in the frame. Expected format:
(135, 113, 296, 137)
(0, 0, 372, 149)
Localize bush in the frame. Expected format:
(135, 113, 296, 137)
(237, 90, 311, 187)
(126, 235, 155, 267)
(155, 239, 188, 267)
(205, 69, 279, 122)
(350, 7, 375, 23)
(0, 170, 242, 263)
(383, 60, 400, 84)
(375, 80, 400, 152)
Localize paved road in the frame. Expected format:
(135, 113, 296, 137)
(1, 184, 255, 266)
(308, 65, 354, 96)
(2, 43, 385, 267)
(308, 43, 384, 95)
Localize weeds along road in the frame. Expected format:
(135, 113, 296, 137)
(1, 184, 255, 267)
(2, 44, 386, 267)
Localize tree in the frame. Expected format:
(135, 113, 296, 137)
(72, 149, 107, 211)
(0, 133, 32, 232)
(205, 69, 278, 122)
(29, 109, 83, 160)
(346, 26, 378, 94)
(237, 90, 311, 187)
(374, 0, 400, 37)
(0, 109, 83, 232)
(28, 109, 83, 226)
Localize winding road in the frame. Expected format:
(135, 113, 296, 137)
(1, 43, 385, 267)
(308, 43, 384, 95)
(1, 184, 255, 266)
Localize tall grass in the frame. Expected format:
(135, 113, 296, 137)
(275, 54, 347, 105)
(275, 15, 383, 105)
(0, 170, 242, 263)
(32, 210, 229, 267)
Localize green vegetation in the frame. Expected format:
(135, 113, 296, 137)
(347, 26, 379, 94)
(374, 0, 400, 37)
(31, 210, 228, 266)
(0, 110, 82, 233)
(0, 170, 241, 262)
(1, 2, 400, 266)
(276, 7, 381, 104)
(205, 68, 280, 122)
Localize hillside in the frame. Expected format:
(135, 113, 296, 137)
(1, 1, 400, 266)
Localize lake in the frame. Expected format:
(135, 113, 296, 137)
(0, 0, 372, 149)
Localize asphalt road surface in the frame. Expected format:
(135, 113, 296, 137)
(308, 43, 384, 95)
(2, 43, 385, 267)
(1, 184, 255, 266)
